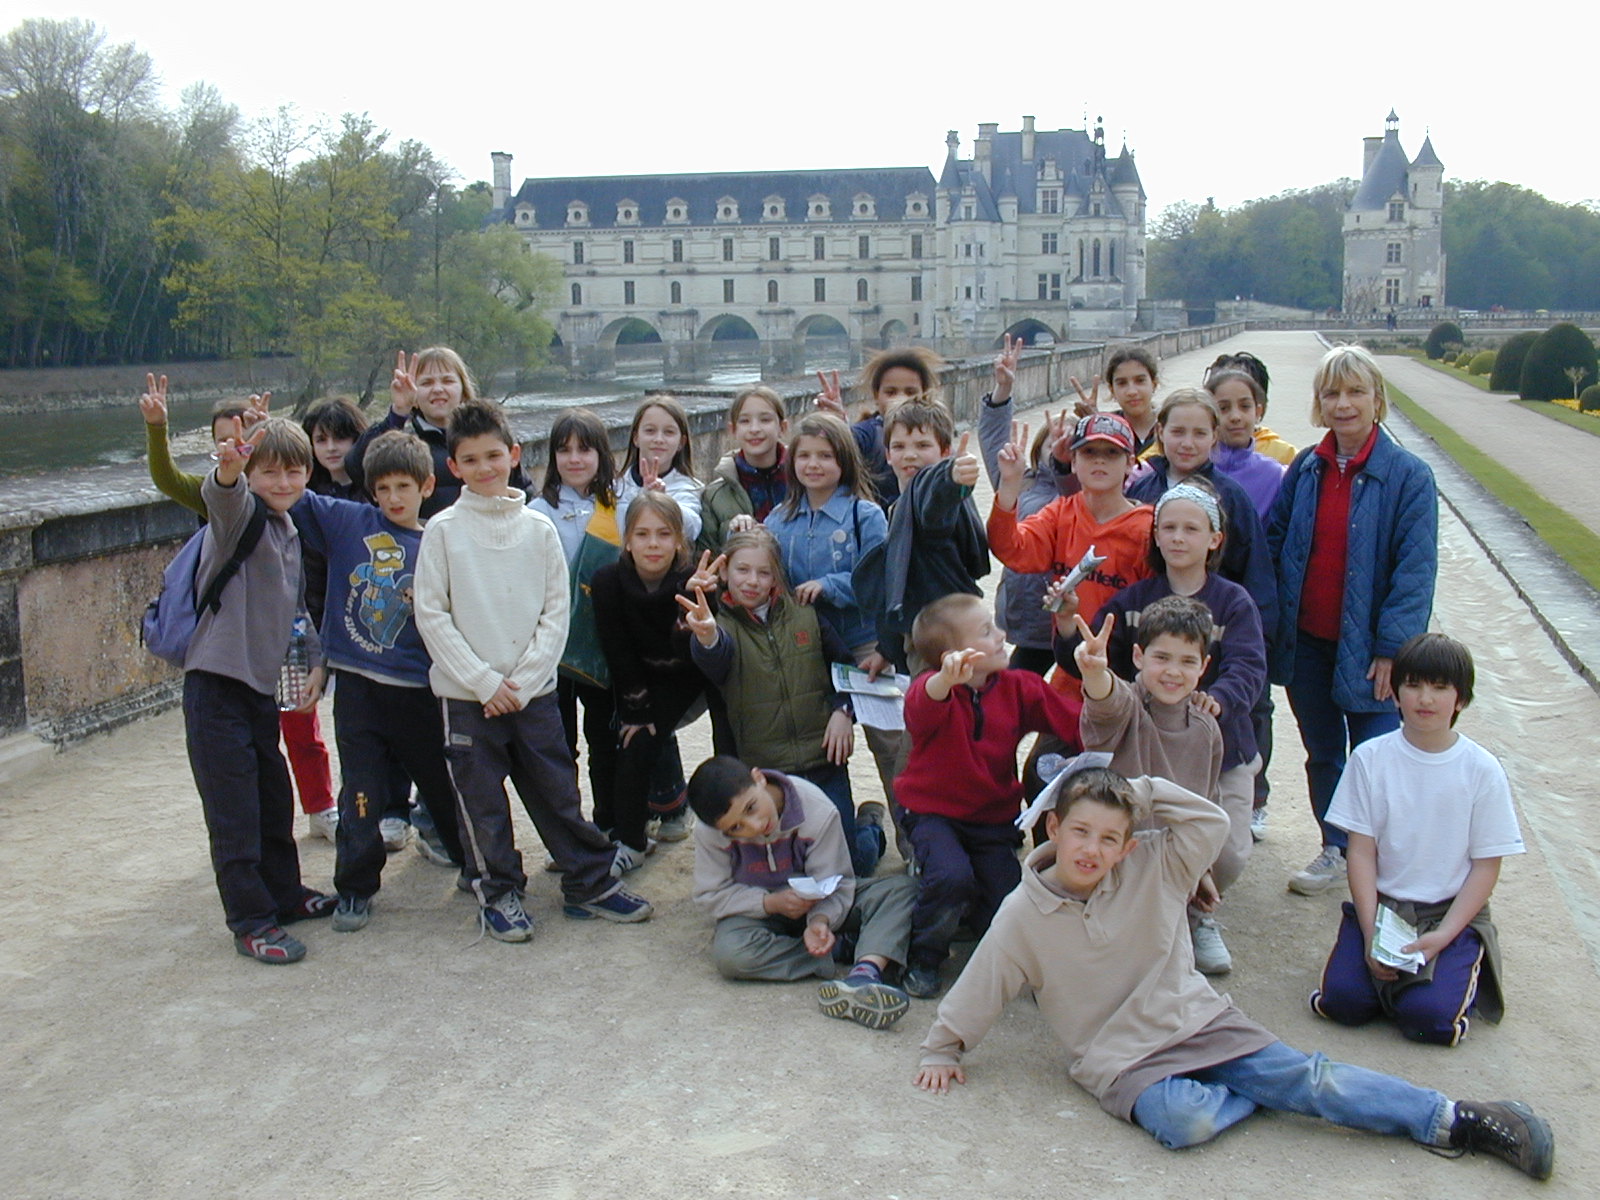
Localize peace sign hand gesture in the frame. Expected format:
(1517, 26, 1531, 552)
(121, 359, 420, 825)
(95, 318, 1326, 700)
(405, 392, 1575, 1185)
(1068, 375, 1100, 419)
(992, 334, 1022, 403)
(997, 420, 1030, 488)
(814, 369, 845, 417)
(639, 453, 666, 492)
(674, 586, 719, 647)
(686, 550, 725, 596)
(215, 417, 268, 486)
(391, 350, 419, 415)
(139, 373, 169, 426)
(1072, 611, 1116, 696)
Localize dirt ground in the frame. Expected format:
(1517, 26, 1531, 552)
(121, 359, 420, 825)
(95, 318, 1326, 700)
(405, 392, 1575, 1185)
(3, 333, 1596, 1199)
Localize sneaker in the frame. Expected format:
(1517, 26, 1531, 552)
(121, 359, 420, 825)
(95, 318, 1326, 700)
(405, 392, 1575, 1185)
(1191, 917, 1232, 975)
(280, 890, 336, 924)
(563, 887, 654, 923)
(1288, 845, 1347, 895)
(234, 925, 306, 964)
(655, 811, 691, 842)
(1250, 806, 1268, 842)
(903, 963, 942, 999)
(479, 890, 535, 943)
(307, 808, 338, 843)
(414, 825, 454, 866)
(609, 840, 656, 877)
(332, 895, 372, 932)
(1445, 1100, 1554, 1180)
(379, 817, 412, 852)
(818, 971, 911, 1030)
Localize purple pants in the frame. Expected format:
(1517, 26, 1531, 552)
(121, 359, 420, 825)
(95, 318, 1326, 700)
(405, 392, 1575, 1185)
(1310, 901, 1484, 1047)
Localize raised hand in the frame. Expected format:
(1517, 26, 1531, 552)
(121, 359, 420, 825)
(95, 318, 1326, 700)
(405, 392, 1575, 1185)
(243, 391, 271, 433)
(640, 453, 665, 492)
(992, 334, 1021, 402)
(997, 419, 1030, 487)
(1072, 611, 1115, 677)
(814, 369, 845, 417)
(1069, 375, 1100, 418)
(215, 417, 268, 486)
(138, 373, 169, 426)
(686, 550, 726, 595)
(951, 431, 979, 488)
(391, 350, 419, 415)
(674, 586, 719, 647)
(1044, 408, 1073, 464)
(938, 647, 985, 690)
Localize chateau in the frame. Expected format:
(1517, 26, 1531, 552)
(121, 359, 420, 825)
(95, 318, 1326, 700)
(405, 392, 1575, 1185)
(489, 118, 1146, 378)
(1341, 111, 1445, 313)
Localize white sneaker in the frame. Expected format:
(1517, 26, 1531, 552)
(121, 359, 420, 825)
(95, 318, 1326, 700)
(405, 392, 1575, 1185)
(379, 817, 411, 852)
(655, 812, 691, 842)
(1250, 806, 1268, 842)
(609, 839, 657, 877)
(1288, 846, 1347, 895)
(307, 808, 338, 843)
(1192, 917, 1232, 975)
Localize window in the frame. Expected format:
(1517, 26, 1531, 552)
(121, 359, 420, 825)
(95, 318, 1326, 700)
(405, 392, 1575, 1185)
(1041, 233, 1058, 255)
(1078, 241, 1085, 276)
(767, 279, 778, 303)
(856, 279, 868, 302)
(962, 203, 974, 220)
(768, 236, 780, 261)
(1384, 278, 1402, 305)
(1386, 242, 1402, 264)
(670, 281, 682, 304)
(813, 235, 826, 260)
(1092, 239, 1102, 276)
(858, 235, 870, 260)
(573, 241, 584, 265)
(1091, 202, 1101, 217)
(1388, 201, 1405, 222)
(623, 239, 634, 264)
(624, 281, 635, 305)
(814, 277, 826, 302)
(1037, 273, 1060, 300)
(672, 239, 683, 263)
(910, 276, 922, 301)
(722, 237, 734, 262)
(1041, 190, 1060, 214)
(1109, 241, 1117, 276)
(964, 286, 972, 299)
(964, 244, 973, 258)
(910, 234, 923, 259)
(723, 278, 734, 303)
(571, 283, 582, 305)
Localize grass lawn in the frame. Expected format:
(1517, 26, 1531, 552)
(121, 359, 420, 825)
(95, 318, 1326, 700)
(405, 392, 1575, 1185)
(1387, 383, 1600, 592)
(1514, 399, 1600, 439)
(1407, 354, 1491, 391)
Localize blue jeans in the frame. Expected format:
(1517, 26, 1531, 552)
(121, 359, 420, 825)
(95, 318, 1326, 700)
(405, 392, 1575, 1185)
(1132, 1041, 1453, 1150)
(796, 763, 883, 878)
(1284, 634, 1398, 849)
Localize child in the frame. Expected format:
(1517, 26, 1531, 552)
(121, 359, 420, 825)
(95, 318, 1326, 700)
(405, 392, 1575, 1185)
(1207, 350, 1297, 465)
(1072, 592, 1248, 974)
(1311, 632, 1525, 1046)
(1205, 368, 1285, 521)
(913, 766, 1554, 1182)
(414, 400, 652, 940)
(591, 492, 714, 869)
(529, 409, 624, 834)
(301, 397, 368, 501)
(896, 594, 1081, 998)
(616, 393, 705, 545)
(678, 528, 882, 876)
(138, 375, 339, 844)
(290, 430, 466, 931)
(348, 347, 529, 518)
(182, 416, 334, 963)
(687, 755, 917, 1030)
(1069, 345, 1161, 456)
(697, 385, 789, 555)
(815, 346, 943, 508)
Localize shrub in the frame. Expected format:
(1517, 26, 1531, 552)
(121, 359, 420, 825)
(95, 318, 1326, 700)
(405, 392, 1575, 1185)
(1580, 384, 1600, 413)
(1519, 323, 1599, 401)
(1489, 331, 1539, 392)
(1425, 321, 1465, 360)
(1442, 350, 1458, 364)
(1469, 350, 1496, 376)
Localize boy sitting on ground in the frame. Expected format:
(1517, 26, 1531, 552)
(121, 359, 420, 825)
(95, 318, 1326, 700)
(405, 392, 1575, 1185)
(687, 755, 917, 1030)
(913, 765, 1553, 1181)
(1310, 632, 1524, 1045)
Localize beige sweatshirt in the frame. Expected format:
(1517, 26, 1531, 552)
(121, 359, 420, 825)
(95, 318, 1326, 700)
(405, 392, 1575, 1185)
(1079, 673, 1222, 805)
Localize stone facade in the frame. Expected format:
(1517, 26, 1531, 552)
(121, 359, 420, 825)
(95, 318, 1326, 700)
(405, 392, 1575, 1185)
(1342, 111, 1445, 313)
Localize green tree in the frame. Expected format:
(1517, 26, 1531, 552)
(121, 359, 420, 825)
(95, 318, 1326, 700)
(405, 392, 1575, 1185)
(426, 223, 560, 393)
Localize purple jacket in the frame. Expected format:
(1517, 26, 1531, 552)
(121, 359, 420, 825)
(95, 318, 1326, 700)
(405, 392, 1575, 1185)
(1211, 443, 1286, 521)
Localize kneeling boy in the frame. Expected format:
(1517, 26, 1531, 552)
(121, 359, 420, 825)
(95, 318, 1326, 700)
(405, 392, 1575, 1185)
(913, 766, 1553, 1180)
(687, 756, 916, 1030)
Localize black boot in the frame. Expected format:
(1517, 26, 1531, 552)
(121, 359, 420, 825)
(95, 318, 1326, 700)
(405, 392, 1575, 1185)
(1446, 1100, 1554, 1180)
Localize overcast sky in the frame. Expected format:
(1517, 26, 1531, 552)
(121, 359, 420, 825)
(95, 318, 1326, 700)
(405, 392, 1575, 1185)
(19, 1, 1593, 213)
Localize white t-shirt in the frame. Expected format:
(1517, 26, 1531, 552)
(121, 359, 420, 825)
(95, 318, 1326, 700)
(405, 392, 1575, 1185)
(1327, 729, 1524, 903)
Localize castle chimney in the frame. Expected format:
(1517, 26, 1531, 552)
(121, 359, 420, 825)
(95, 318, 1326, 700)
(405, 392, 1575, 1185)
(1362, 136, 1381, 177)
(1021, 115, 1035, 161)
(976, 122, 998, 183)
(491, 151, 512, 211)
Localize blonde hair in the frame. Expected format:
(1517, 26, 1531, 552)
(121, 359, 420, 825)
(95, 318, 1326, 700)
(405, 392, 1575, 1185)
(413, 346, 478, 402)
(1156, 387, 1220, 429)
(1311, 345, 1388, 425)
(911, 593, 987, 665)
(719, 528, 791, 596)
(246, 418, 313, 473)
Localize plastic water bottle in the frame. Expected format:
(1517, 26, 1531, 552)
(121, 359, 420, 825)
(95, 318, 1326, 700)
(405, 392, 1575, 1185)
(277, 616, 312, 711)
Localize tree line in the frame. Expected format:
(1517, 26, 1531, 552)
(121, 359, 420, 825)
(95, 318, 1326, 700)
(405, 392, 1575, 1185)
(1148, 181, 1600, 313)
(0, 18, 558, 406)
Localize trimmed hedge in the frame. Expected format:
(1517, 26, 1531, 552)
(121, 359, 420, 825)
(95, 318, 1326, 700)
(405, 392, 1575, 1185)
(1469, 350, 1496, 376)
(1489, 331, 1539, 392)
(1581, 384, 1600, 413)
(1425, 321, 1465, 360)
(1519, 323, 1599, 401)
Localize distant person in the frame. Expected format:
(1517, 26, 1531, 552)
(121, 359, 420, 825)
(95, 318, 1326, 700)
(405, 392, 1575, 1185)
(1268, 345, 1437, 896)
(697, 385, 789, 556)
(815, 346, 944, 508)
(1069, 346, 1162, 457)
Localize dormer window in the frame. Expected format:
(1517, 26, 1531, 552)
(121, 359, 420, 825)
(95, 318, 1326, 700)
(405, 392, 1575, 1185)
(807, 194, 831, 220)
(905, 192, 927, 217)
(514, 202, 535, 226)
(853, 192, 877, 219)
(763, 195, 786, 221)
(565, 201, 589, 227)
(616, 199, 639, 225)
(1388, 200, 1405, 222)
(666, 198, 689, 224)
(715, 196, 739, 222)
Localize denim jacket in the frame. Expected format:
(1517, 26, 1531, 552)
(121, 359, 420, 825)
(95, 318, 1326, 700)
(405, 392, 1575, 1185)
(764, 488, 887, 649)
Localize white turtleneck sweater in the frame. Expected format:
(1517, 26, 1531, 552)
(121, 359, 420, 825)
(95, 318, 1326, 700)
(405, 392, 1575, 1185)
(414, 487, 569, 706)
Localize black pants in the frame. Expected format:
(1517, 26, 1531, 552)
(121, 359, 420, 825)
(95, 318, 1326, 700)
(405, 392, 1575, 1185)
(556, 675, 618, 831)
(903, 811, 1023, 969)
(183, 670, 312, 934)
(441, 692, 617, 905)
(612, 689, 703, 852)
(332, 671, 465, 898)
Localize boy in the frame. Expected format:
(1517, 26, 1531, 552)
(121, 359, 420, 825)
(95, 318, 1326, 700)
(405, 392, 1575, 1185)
(1311, 632, 1524, 1045)
(913, 766, 1554, 1181)
(414, 400, 652, 941)
(687, 755, 916, 1029)
(183, 417, 334, 963)
(291, 430, 467, 932)
(896, 594, 1080, 999)
(1073, 596, 1236, 974)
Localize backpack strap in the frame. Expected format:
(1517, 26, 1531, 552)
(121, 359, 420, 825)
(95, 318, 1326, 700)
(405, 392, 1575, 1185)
(196, 494, 270, 615)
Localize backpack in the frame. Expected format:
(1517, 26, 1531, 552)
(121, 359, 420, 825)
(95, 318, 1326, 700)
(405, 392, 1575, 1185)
(141, 497, 270, 667)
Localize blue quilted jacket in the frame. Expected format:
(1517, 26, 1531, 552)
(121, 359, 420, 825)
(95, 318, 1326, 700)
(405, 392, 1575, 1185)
(1266, 427, 1437, 711)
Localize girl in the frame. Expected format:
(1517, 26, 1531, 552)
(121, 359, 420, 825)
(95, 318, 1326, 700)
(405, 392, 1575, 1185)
(1208, 350, 1297, 465)
(1269, 345, 1437, 896)
(678, 528, 883, 876)
(697, 385, 789, 556)
(1205, 368, 1286, 520)
(530, 409, 623, 834)
(816, 346, 943, 507)
(1055, 478, 1267, 975)
(1126, 388, 1278, 651)
(301, 397, 368, 501)
(617, 393, 705, 545)
(1070, 345, 1161, 457)
(591, 492, 712, 870)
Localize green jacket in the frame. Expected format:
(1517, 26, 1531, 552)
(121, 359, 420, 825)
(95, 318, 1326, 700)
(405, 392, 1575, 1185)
(696, 455, 751, 557)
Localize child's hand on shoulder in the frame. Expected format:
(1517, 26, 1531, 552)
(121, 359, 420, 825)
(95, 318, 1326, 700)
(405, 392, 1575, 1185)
(914, 1064, 967, 1094)
(793, 580, 824, 605)
(139, 373, 169, 426)
(674, 586, 718, 647)
(803, 917, 835, 958)
(951, 432, 979, 489)
(1188, 690, 1221, 718)
(726, 514, 756, 534)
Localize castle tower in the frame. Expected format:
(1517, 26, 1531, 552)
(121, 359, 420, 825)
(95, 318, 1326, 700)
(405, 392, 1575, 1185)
(1341, 113, 1445, 312)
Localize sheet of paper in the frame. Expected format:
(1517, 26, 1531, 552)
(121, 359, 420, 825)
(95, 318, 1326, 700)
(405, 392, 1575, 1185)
(830, 664, 911, 698)
(850, 691, 905, 731)
(1371, 905, 1427, 972)
(788, 874, 842, 900)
